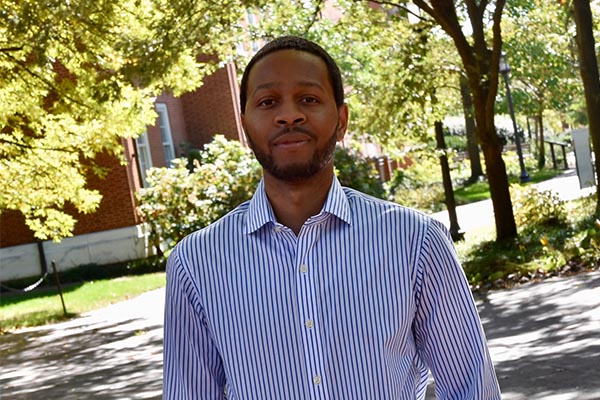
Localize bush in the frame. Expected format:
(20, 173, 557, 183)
(136, 135, 261, 250)
(334, 147, 385, 199)
(385, 149, 446, 212)
(510, 184, 567, 229)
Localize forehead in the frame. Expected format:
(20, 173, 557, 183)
(247, 49, 332, 93)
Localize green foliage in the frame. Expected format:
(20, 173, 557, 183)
(510, 184, 567, 229)
(136, 135, 261, 249)
(562, 196, 600, 268)
(459, 194, 596, 290)
(443, 135, 468, 152)
(334, 147, 385, 199)
(502, 150, 537, 179)
(1, 0, 253, 241)
(503, 2, 581, 121)
(385, 149, 445, 212)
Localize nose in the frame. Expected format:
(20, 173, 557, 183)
(275, 102, 306, 126)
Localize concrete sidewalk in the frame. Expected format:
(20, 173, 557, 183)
(0, 290, 164, 399)
(431, 168, 596, 233)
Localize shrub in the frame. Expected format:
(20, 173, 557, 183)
(385, 149, 446, 212)
(136, 135, 261, 250)
(334, 146, 385, 199)
(563, 195, 600, 268)
(510, 184, 566, 229)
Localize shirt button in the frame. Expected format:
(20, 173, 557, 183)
(274, 225, 282, 232)
(305, 319, 314, 329)
(313, 375, 322, 385)
(299, 264, 308, 273)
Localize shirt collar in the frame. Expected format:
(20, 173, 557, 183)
(245, 175, 352, 234)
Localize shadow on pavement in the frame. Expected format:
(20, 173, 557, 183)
(426, 271, 600, 400)
(478, 271, 600, 400)
(0, 316, 163, 399)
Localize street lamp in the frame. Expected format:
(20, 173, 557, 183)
(499, 52, 530, 183)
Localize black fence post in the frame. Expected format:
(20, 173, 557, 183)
(435, 121, 464, 242)
(51, 261, 68, 316)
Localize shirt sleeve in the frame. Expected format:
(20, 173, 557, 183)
(413, 220, 501, 399)
(163, 245, 226, 400)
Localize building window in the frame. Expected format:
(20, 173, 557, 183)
(135, 131, 153, 187)
(156, 103, 175, 166)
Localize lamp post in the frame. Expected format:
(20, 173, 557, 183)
(499, 52, 530, 183)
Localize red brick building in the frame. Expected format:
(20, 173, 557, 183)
(0, 63, 244, 281)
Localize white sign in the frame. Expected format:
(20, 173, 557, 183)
(570, 128, 595, 189)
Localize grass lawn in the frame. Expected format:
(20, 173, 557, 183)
(454, 167, 563, 205)
(1, 272, 166, 332)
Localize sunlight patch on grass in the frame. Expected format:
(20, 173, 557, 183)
(1, 272, 166, 331)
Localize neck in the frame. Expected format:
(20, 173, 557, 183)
(263, 166, 334, 235)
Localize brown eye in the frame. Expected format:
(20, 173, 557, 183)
(258, 99, 275, 107)
(302, 96, 319, 104)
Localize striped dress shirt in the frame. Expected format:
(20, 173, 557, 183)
(163, 176, 501, 399)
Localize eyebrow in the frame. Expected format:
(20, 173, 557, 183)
(252, 80, 325, 96)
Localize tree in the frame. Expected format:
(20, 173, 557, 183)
(0, 0, 251, 241)
(338, 0, 517, 240)
(503, 1, 580, 168)
(571, 0, 600, 215)
(405, 0, 518, 240)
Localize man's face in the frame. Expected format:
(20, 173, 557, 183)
(241, 49, 348, 182)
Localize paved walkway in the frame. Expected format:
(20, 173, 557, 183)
(431, 168, 596, 233)
(0, 291, 164, 399)
(1, 169, 598, 399)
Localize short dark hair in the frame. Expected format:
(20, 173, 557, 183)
(240, 35, 344, 114)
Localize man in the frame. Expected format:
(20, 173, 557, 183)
(163, 35, 501, 399)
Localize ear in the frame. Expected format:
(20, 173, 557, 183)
(336, 103, 349, 141)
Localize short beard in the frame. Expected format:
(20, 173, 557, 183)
(247, 123, 339, 182)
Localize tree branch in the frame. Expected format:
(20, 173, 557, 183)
(365, 0, 434, 23)
(304, 0, 325, 35)
(0, 46, 24, 53)
(0, 137, 79, 154)
(1, 51, 92, 110)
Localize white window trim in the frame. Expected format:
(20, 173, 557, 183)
(135, 131, 153, 187)
(156, 103, 175, 166)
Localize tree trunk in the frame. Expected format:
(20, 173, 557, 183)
(414, 0, 517, 240)
(473, 95, 518, 240)
(572, 0, 600, 215)
(460, 74, 484, 182)
(537, 110, 546, 169)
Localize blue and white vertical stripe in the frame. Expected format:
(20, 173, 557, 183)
(163, 176, 501, 399)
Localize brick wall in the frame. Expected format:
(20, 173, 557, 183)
(181, 63, 244, 150)
(0, 151, 138, 248)
(70, 152, 139, 235)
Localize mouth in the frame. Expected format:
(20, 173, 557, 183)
(271, 132, 313, 149)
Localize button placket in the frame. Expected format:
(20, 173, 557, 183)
(295, 223, 327, 398)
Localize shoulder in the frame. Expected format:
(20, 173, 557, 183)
(342, 186, 450, 239)
(343, 187, 429, 222)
